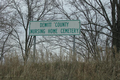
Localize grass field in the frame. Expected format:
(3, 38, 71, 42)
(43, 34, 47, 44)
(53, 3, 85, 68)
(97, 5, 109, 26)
(0, 49, 120, 80)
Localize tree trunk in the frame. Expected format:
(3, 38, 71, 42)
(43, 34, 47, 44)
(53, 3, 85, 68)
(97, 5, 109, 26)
(112, 29, 120, 57)
(111, 0, 120, 57)
(116, 0, 120, 53)
(24, 29, 28, 64)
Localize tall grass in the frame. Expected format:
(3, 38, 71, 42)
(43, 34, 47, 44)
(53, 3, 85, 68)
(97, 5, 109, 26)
(0, 48, 120, 80)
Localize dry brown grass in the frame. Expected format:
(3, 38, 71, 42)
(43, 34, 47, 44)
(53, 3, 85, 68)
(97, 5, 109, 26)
(0, 49, 120, 80)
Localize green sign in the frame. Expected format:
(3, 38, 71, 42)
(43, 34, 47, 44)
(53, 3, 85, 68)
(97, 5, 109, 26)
(29, 20, 80, 36)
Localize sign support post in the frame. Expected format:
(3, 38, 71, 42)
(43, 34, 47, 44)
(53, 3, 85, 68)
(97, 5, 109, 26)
(73, 35, 76, 61)
(73, 35, 75, 54)
(33, 36, 36, 63)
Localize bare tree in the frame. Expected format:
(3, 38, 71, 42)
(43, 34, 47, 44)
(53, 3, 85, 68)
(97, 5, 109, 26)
(68, 0, 111, 60)
(9, 0, 55, 64)
(44, 0, 114, 61)
(56, 0, 120, 59)
(75, 0, 120, 57)
(0, 0, 14, 64)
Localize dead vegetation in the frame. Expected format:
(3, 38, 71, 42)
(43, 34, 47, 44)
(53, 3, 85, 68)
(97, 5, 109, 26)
(0, 48, 120, 80)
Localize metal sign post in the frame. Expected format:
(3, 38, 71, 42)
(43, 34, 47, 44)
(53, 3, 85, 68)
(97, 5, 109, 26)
(33, 36, 36, 63)
(73, 35, 75, 54)
(73, 35, 76, 61)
